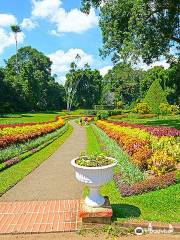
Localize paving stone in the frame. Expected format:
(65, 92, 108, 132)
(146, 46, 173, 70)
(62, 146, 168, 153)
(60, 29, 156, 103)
(0, 199, 82, 234)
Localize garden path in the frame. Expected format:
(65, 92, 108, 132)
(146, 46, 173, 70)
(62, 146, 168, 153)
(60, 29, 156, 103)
(0, 121, 86, 201)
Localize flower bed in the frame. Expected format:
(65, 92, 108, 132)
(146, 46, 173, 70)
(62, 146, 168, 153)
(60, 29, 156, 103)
(92, 124, 145, 185)
(96, 120, 180, 175)
(62, 115, 95, 120)
(108, 120, 180, 137)
(0, 116, 60, 129)
(0, 124, 69, 164)
(81, 116, 94, 123)
(114, 172, 177, 196)
(0, 125, 68, 171)
(109, 114, 129, 119)
(0, 117, 65, 148)
(62, 114, 82, 119)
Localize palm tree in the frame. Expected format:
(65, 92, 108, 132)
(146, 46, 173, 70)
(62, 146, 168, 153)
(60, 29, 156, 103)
(66, 54, 82, 110)
(11, 25, 21, 73)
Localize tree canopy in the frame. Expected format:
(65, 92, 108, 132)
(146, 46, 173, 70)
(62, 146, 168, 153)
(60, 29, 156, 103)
(65, 63, 102, 109)
(3, 46, 65, 112)
(1, 45, 179, 114)
(82, 0, 180, 64)
(101, 63, 144, 106)
(101, 57, 180, 107)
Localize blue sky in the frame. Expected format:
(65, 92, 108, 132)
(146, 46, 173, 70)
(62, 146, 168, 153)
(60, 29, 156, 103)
(0, 0, 113, 83)
(0, 0, 170, 84)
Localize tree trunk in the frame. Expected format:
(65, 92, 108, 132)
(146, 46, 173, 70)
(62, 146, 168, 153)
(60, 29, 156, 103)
(14, 34, 19, 74)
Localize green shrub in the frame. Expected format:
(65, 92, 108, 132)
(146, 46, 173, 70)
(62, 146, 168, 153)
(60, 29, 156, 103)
(96, 110, 109, 119)
(138, 114, 157, 118)
(134, 102, 151, 114)
(160, 103, 179, 115)
(121, 109, 131, 113)
(169, 105, 179, 115)
(110, 109, 122, 116)
(144, 79, 168, 114)
(86, 110, 97, 115)
(110, 114, 128, 119)
(160, 103, 171, 115)
(116, 101, 124, 109)
(129, 99, 140, 110)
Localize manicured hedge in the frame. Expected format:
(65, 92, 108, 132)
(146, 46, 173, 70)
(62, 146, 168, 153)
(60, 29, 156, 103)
(144, 79, 168, 114)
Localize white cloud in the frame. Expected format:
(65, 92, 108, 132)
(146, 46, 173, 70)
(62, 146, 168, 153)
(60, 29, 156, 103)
(49, 29, 63, 37)
(32, 0, 98, 34)
(0, 13, 25, 54)
(0, 14, 17, 27)
(48, 48, 93, 83)
(21, 18, 38, 30)
(32, 0, 61, 18)
(99, 65, 113, 76)
(52, 8, 98, 33)
(0, 28, 25, 54)
(135, 59, 170, 71)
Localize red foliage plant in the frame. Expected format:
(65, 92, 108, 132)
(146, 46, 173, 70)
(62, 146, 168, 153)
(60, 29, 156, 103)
(108, 120, 180, 137)
(114, 172, 177, 196)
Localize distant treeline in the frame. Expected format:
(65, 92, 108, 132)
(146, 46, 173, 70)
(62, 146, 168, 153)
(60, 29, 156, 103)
(0, 46, 179, 113)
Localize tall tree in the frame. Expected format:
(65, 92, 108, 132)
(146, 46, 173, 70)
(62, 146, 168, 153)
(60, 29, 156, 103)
(81, 0, 102, 12)
(10, 25, 22, 73)
(102, 63, 144, 106)
(65, 54, 82, 111)
(65, 64, 102, 109)
(140, 66, 168, 95)
(47, 81, 66, 110)
(141, 63, 180, 104)
(81, 0, 180, 64)
(0, 68, 7, 114)
(167, 56, 180, 104)
(0, 68, 16, 114)
(4, 46, 65, 111)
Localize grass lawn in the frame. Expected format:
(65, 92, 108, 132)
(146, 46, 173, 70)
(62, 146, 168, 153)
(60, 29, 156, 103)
(86, 125, 101, 154)
(86, 124, 180, 223)
(0, 112, 63, 124)
(0, 109, 91, 124)
(109, 114, 180, 129)
(101, 180, 180, 223)
(0, 124, 73, 196)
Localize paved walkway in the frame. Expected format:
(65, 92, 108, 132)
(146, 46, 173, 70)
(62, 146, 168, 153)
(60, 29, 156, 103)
(0, 121, 87, 202)
(0, 200, 81, 234)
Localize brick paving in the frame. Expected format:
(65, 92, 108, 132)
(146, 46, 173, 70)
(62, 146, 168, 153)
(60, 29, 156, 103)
(0, 199, 82, 234)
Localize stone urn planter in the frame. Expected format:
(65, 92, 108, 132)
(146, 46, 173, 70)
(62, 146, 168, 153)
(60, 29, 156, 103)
(71, 155, 117, 207)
